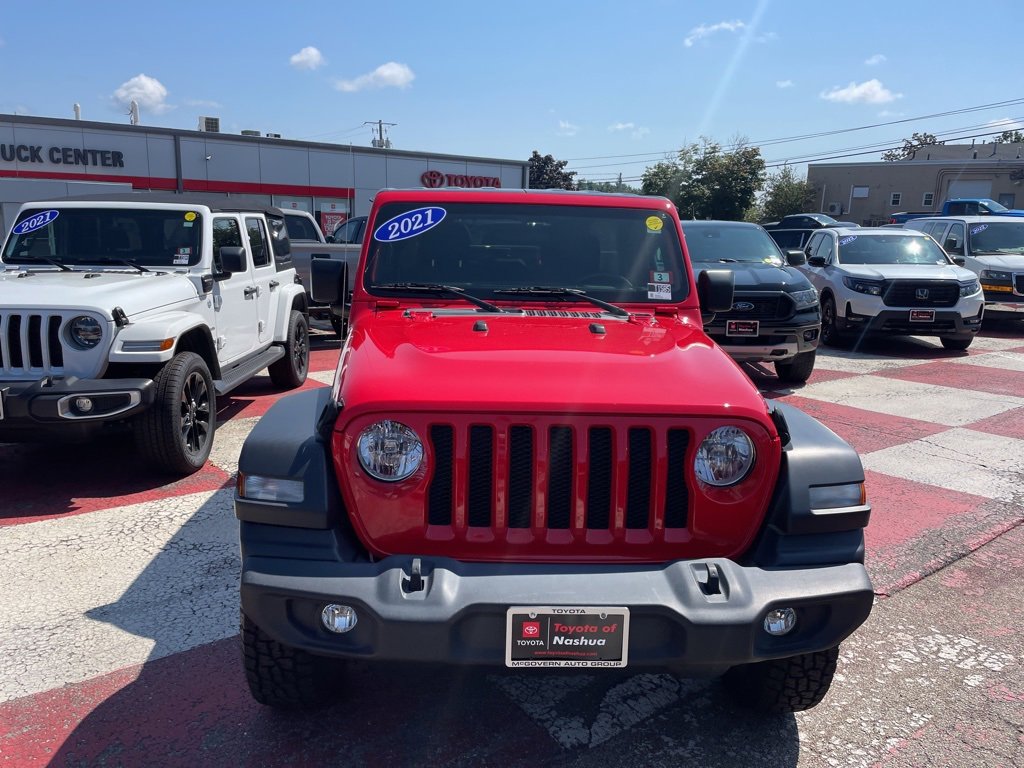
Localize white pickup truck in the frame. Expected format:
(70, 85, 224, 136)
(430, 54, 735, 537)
(0, 195, 310, 474)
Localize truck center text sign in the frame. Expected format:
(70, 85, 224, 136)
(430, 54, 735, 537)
(0, 145, 126, 168)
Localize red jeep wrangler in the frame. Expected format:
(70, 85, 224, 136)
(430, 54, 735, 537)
(234, 188, 873, 713)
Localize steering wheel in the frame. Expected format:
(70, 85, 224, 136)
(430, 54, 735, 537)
(579, 273, 634, 289)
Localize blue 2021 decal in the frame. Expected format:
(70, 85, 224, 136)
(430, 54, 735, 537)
(13, 209, 59, 235)
(373, 206, 446, 242)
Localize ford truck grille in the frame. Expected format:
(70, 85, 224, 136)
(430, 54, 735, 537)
(0, 311, 66, 376)
(720, 294, 791, 319)
(882, 281, 959, 307)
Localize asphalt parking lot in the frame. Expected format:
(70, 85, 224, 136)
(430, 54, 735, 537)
(2, 320, 1023, 768)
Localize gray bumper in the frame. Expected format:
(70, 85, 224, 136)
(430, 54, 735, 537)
(241, 554, 873, 672)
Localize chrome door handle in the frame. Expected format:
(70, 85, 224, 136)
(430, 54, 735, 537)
(269, 280, 280, 290)
(244, 286, 258, 298)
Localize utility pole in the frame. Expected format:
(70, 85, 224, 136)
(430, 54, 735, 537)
(364, 120, 396, 148)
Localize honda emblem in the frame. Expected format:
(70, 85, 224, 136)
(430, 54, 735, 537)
(915, 288, 929, 300)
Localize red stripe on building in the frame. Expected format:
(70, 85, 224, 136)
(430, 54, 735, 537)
(0, 168, 353, 199)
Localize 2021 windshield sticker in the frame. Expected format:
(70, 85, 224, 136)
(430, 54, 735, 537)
(374, 206, 446, 242)
(13, 210, 59, 235)
(970, 224, 988, 235)
(839, 236, 857, 246)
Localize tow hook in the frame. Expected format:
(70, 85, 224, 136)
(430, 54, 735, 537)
(402, 557, 425, 594)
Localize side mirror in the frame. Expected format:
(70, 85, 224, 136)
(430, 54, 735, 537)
(807, 255, 827, 267)
(697, 269, 734, 324)
(944, 239, 964, 256)
(218, 246, 246, 275)
(952, 255, 966, 266)
(311, 257, 348, 306)
(786, 249, 806, 266)
(324, 234, 335, 243)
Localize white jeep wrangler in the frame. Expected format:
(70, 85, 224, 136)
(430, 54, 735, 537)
(0, 195, 310, 475)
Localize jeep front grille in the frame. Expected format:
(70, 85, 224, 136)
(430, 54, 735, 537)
(426, 420, 690, 534)
(0, 312, 65, 375)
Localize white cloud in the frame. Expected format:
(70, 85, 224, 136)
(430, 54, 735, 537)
(684, 20, 745, 47)
(820, 79, 902, 104)
(557, 120, 580, 137)
(112, 74, 171, 114)
(776, 79, 794, 89)
(608, 122, 635, 132)
(987, 117, 1024, 132)
(290, 46, 325, 71)
(334, 62, 415, 93)
(184, 99, 223, 109)
(865, 53, 887, 66)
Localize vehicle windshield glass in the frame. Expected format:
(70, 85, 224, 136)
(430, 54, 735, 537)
(836, 234, 950, 265)
(985, 200, 1008, 212)
(2, 207, 203, 268)
(684, 224, 784, 265)
(968, 221, 1024, 253)
(364, 201, 688, 303)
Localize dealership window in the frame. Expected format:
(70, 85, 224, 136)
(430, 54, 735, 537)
(852, 186, 869, 199)
(890, 192, 902, 206)
(922, 193, 934, 207)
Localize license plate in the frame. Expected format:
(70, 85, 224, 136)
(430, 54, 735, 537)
(726, 319, 759, 336)
(506, 606, 630, 668)
(909, 309, 935, 322)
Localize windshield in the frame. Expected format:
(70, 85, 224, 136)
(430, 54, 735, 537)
(684, 224, 784, 265)
(836, 234, 951, 265)
(3, 207, 203, 268)
(364, 201, 688, 303)
(968, 221, 1024, 254)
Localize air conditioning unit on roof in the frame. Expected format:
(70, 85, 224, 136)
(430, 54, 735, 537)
(826, 202, 843, 215)
(198, 116, 221, 133)
(241, 129, 260, 137)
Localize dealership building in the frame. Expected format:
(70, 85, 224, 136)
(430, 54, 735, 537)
(807, 141, 1024, 225)
(0, 113, 529, 235)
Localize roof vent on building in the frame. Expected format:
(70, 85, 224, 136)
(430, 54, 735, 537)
(265, 132, 282, 139)
(198, 116, 221, 133)
(241, 130, 261, 137)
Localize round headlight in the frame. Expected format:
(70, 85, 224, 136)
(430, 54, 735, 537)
(357, 420, 424, 482)
(694, 426, 755, 487)
(68, 315, 103, 349)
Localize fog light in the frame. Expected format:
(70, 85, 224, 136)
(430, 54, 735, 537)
(321, 604, 358, 634)
(764, 607, 797, 636)
(803, 329, 818, 341)
(75, 397, 94, 414)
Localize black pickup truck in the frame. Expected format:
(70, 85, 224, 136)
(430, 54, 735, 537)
(683, 220, 821, 383)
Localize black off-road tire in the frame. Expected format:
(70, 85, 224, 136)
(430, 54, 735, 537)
(242, 612, 343, 710)
(940, 334, 973, 351)
(135, 351, 215, 476)
(269, 310, 309, 389)
(723, 646, 840, 713)
(775, 349, 816, 384)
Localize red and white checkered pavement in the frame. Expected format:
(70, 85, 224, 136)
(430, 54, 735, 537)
(2, 325, 1023, 766)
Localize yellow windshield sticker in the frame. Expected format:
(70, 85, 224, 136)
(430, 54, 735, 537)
(184, 212, 197, 222)
(645, 216, 663, 232)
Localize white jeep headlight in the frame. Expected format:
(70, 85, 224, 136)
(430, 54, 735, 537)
(68, 315, 103, 349)
(357, 420, 424, 482)
(694, 426, 755, 487)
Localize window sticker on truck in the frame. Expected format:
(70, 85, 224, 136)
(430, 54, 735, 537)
(970, 224, 988, 235)
(650, 270, 672, 283)
(648, 282, 672, 299)
(373, 206, 447, 242)
(839, 236, 857, 246)
(645, 216, 664, 233)
(13, 209, 59, 235)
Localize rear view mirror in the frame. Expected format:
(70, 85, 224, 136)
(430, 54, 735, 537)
(952, 255, 966, 266)
(697, 269, 734, 312)
(218, 246, 246, 275)
(311, 258, 348, 306)
(785, 249, 806, 266)
(807, 255, 827, 267)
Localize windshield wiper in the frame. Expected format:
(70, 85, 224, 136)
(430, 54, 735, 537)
(493, 286, 629, 318)
(9, 255, 73, 272)
(85, 258, 152, 273)
(373, 282, 503, 313)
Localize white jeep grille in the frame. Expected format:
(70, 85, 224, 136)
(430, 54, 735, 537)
(0, 311, 69, 378)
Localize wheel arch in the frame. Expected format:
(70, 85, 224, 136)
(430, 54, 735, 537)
(176, 326, 221, 379)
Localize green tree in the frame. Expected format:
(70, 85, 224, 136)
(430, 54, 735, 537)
(640, 159, 686, 200)
(882, 132, 944, 161)
(528, 150, 577, 190)
(760, 165, 816, 222)
(994, 129, 1024, 144)
(677, 138, 766, 220)
(577, 176, 639, 194)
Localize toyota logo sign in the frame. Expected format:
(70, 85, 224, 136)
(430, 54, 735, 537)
(421, 170, 444, 188)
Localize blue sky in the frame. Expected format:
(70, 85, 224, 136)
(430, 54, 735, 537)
(1, 0, 1021, 184)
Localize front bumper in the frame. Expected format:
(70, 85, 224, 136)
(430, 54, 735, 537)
(705, 320, 820, 363)
(0, 375, 154, 440)
(241, 553, 873, 673)
(839, 307, 983, 336)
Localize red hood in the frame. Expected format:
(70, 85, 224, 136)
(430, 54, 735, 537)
(335, 309, 772, 425)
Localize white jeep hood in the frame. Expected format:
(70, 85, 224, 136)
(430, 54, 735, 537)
(839, 263, 975, 281)
(0, 269, 199, 318)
